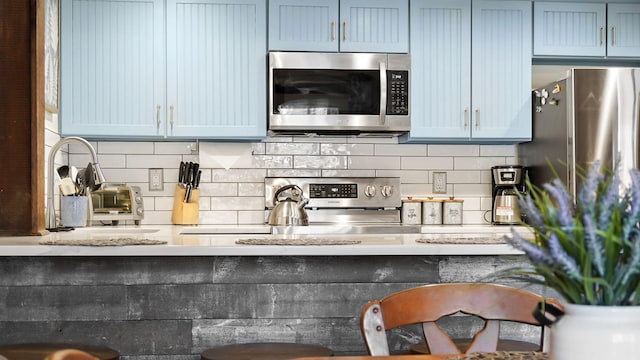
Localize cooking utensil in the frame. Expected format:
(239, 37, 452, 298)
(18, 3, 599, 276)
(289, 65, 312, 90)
(57, 165, 70, 179)
(76, 168, 86, 196)
(59, 177, 77, 196)
(85, 163, 102, 192)
(267, 184, 309, 226)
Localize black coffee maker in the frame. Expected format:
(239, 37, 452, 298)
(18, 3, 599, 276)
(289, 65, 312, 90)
(491, 165, 527, 224)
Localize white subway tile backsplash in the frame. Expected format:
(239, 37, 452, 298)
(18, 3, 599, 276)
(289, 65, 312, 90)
(211, 169, 266, 182)
(480, 145, 516, 157)
(454, 156, 506, 170)
(211, 197, 263, 211)
(267, 169, 320, 177)
(199, 183, 238, 197)
(377, 170, 428, 183)
(444, 170, 482, 184)
(428, 144, 479, 157)
(127, 155, 183, 168)
(68, 139, 517, 226)
(453, 183, 492, 197)
(238, 183, 264, 197)
(295, 156, 348, 169)
(401, 156, 453, 170)
(321, 143, 374, 156)
(266, 142, 319, 155)
(252, 155, 293, 169)
(349, 156, 400, 170)
(98, 142, 154, 154)
(322, 169, 376, 177)
(375, 144, 427, 156)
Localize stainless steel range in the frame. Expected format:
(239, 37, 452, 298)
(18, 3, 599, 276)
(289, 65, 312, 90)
(265, 177, 419, 234)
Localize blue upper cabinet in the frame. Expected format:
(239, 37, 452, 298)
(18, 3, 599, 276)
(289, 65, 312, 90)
(60, 0, 165, 138)
(268, 0, 339, 52)
(534, 2, 640, 58)
(166, 0, 266, 139)
(607, 4, 640, 57)
(268, 0, 408, 53)
(533, 2, 606, 57)
(406, 0, 531, 143)
(61, 0, 267, 140)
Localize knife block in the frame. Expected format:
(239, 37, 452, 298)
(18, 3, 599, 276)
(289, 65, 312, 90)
(171, 184, 200, 225)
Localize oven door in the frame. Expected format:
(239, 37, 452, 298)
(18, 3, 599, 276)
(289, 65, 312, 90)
(268, 52, 410, 134)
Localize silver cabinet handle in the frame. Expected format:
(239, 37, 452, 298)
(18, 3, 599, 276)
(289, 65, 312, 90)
(464, 108, 469, 127)
(475, 108, 480, 127)
(600, 26, 604, 45)
(170, 105, 174, 130)
(343, 21, 347, 41)
(331, 21, 336, 41)
(611, 26, 616, 45)
(156, 104, 161, 129)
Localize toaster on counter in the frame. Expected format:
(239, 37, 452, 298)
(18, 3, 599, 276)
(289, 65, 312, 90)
(90, 183, 144, 225)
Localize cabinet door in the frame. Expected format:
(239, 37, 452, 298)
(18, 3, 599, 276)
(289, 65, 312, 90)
(60, 0, 165, 138)
(339, 0, 409, 53)
(533, 2, 606, 57)
(268, 0, 338, 52)
(166, 0, 267, 139)
(472, 0, 531, 141)
(408, 0, 471, 141)
(607, 4, 640, 57)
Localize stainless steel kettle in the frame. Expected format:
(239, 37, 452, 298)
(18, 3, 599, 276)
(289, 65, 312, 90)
(267, 184, 309, 226)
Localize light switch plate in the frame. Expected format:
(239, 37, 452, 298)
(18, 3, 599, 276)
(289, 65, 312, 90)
(149, 168, 164, 191)
(433, 172, 447, 194)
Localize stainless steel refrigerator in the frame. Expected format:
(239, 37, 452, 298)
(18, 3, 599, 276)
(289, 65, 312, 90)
(519, 68, 640, 195)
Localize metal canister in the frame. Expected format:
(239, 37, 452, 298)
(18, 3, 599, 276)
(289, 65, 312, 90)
(422, 198, 443, 225)
(401, 198, 423, 224)
(442, 197, 464, 225)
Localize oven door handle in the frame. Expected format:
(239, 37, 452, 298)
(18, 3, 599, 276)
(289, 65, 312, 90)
(379, 62, 387, 126)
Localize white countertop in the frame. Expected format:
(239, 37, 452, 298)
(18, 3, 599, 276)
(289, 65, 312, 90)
(0, 224, 529, 257)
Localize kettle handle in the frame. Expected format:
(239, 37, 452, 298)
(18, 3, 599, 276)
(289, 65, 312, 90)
(274, 184, 304, 202)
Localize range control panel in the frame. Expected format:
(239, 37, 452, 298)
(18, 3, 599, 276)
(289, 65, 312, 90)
(265, 177, 401, 209)
(309, 184, 358, 199)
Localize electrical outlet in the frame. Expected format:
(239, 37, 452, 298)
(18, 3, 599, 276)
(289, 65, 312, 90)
(433, 172, 447, 194)
(149, 168, 164, 191)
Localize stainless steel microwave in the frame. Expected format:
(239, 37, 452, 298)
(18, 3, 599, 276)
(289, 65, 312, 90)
(268, 52, 410, 136)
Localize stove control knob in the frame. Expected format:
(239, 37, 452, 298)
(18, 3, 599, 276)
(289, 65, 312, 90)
(381, 185, 393, 198)
(364, 184, 376, 198)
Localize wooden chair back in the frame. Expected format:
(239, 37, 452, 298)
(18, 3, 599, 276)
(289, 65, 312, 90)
(44, 349, 99, 360)
(360, 283, 562, 356)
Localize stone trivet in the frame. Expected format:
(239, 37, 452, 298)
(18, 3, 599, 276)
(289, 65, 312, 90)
(446, 351, 548, 360)
(236, 238, 361, 245)
(416, 236, 506, 244)
(39, 238, 167, 246)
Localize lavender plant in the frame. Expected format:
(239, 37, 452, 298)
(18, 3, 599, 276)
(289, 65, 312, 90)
(505, 161, 640, 305)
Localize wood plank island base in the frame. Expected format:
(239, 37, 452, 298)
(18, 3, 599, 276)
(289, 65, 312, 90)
(295, 352, 548, 360)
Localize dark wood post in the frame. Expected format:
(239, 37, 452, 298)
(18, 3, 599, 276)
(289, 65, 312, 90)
(0, 0, 46, 235)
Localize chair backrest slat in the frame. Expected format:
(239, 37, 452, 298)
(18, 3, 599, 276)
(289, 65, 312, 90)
(360, 283, 562, 355)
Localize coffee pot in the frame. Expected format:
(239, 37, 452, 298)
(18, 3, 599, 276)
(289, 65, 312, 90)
(491, 165, 526, 224)
(267, 184, 309, 226)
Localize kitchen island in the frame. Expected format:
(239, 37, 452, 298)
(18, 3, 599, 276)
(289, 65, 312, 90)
(0, 225, 527, 256)
(0, 225, 544, 360)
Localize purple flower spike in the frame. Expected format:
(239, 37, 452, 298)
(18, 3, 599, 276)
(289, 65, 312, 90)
(583, 214, 605, 276)
(505, 229, 553, 266)
(579, 161, 604, 207)
(548, 233, 582, 281)
(543, 179, 574, 228)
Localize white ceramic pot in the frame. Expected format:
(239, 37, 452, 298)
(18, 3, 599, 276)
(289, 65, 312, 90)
(550, 304, 640, 359)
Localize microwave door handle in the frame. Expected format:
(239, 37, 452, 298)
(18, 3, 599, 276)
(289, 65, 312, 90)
(379, 62, 387, 125)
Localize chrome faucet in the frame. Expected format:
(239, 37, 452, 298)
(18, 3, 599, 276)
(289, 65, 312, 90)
(47, 136, 107, 229)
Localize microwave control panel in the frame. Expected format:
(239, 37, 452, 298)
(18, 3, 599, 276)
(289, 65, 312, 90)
(387, 70, 409, 115)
